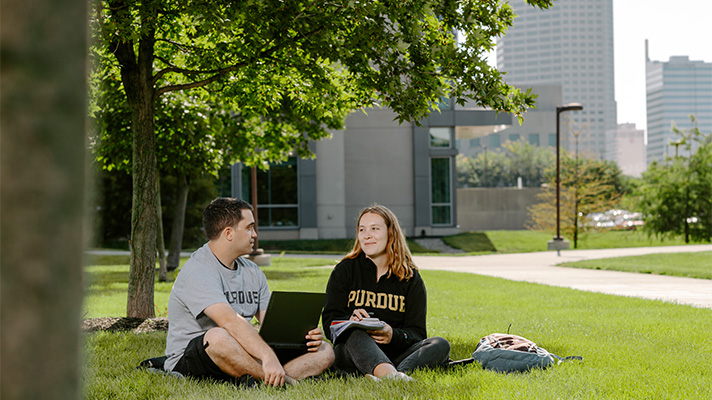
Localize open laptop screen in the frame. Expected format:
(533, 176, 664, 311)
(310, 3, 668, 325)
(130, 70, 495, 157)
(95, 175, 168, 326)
(259, 291, 326, 350)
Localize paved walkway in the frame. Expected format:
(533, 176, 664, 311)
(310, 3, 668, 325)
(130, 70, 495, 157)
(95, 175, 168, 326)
(411, 245, 712, 309)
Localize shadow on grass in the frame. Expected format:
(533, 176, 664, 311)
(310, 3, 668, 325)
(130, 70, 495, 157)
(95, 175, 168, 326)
(262, 268, 326, 282)
(443, 232, 497, 253)
(85, 254, 131, 266)
(84, 267, 177, 296)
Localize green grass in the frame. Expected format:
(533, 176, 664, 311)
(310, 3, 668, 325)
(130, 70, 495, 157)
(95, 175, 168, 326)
(443, 229, 697, 254)
(82, 255, 335, 318)
(260, 239, 435, 254)
(83, 259, 712, 399)
(561, 251, 712, 280)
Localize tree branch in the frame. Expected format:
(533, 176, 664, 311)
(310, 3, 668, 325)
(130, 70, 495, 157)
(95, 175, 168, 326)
(153, 63, 247, 99)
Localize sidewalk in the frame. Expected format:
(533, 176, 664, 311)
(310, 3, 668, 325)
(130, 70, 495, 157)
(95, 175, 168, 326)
(412, 244, 712, 309)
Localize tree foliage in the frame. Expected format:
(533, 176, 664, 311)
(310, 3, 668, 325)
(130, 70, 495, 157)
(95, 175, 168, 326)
(90, 0, 553, 317)
(638, 117, 712, 243)
(527, 152, 624, 248)
(457, 139, 554, 187)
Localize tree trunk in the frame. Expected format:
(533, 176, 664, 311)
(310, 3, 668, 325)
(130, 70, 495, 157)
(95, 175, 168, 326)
(156, 171, 168, 282)
(118, 27, 158, 318)
(1, 1, 87, 398)
(127, 100, 158, 318)
(167, 173, 190, 271)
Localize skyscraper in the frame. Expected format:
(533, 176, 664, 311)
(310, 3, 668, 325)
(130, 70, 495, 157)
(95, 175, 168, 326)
(645, 43, 712, 163)
(605, 123, 646, 177)
(496, 0, 616, 159)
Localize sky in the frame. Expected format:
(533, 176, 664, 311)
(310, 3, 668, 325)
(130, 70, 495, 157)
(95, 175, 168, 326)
(613, 0, 712, 132)
(489, 0, 712, 133)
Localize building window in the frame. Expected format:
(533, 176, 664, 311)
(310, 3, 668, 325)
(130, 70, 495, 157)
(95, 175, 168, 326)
(430, 157, 452, 225)
(488, 134, 500, 149)
(429, 127, 452, 148)
(528, 133, 540, 146)
(548, 133, 557, 147)
(241, 158, 299, 228)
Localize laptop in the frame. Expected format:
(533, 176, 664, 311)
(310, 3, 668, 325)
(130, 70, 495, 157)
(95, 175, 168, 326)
(259, 291, 327, 350)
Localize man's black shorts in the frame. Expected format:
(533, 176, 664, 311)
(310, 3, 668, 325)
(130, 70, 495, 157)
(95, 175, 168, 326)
(172, 333, 307, 384)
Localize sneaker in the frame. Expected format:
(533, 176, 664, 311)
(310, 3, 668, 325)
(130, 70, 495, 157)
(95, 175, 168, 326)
(382, 371, 413, 382)
(365, 374, 380, 382)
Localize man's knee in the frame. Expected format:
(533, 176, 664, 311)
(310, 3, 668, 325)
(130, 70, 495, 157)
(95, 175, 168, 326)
(317, 342, 336, 367)
(203, 327, 239, 354)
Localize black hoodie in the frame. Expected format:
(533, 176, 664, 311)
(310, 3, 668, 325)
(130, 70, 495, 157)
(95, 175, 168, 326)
(322, 252, 427, 358)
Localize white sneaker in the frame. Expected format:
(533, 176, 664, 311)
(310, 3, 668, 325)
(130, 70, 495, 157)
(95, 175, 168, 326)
(383, 371, 413, 382)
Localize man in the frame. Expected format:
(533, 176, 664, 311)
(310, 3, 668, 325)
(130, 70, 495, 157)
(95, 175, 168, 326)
(164, 197, 334, 386)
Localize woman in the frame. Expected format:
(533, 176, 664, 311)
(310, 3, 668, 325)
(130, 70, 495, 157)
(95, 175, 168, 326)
(322, 205, 450, 381)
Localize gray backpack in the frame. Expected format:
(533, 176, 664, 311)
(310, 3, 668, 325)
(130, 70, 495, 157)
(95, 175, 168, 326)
(472, 333, 582, 373)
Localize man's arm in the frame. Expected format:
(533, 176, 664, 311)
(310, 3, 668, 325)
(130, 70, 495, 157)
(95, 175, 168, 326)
(203, 303, 285, 385)
(256, 309, 267, 325)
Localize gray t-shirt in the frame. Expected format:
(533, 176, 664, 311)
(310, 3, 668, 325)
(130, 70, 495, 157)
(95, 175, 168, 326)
(164, 243, 270, 372)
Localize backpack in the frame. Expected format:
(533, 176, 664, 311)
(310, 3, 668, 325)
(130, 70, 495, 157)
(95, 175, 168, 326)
(471, 333, 582, 373)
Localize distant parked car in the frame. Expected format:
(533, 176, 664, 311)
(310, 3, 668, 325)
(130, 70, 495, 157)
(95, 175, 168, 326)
(586, 209, 643, 230)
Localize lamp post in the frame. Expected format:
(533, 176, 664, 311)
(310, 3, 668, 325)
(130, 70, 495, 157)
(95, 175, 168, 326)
(548, 103, 583, 255)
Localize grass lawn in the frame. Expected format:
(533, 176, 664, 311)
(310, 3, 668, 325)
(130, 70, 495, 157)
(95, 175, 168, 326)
(560, 251, 712, 280)
(82, 258, 712, 399)
(259, 238, 435, 255)
(444, 229, 696, 254)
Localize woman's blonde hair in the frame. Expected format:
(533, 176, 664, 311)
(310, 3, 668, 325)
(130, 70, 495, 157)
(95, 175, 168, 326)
(344, 204, 417, 281)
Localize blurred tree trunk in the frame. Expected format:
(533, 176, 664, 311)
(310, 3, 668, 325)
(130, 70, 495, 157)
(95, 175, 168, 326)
(167, 173, 189, 271)
(0, 0, 87, 399)
(156, 171, 168, 282)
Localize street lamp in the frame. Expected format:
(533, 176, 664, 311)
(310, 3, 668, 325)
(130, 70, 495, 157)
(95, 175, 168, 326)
(548, 103, 583, 255)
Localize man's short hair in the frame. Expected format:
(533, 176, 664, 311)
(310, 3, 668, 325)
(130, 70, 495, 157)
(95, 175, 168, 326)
(203, 198, 254, 240)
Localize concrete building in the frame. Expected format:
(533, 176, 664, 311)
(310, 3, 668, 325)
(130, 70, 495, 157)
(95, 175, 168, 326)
(232, 103, 511, 240)
(457, 85, 563, 158)
(495, 0, 617, 160)
(645, 45, 712, 163)
(605, 123, 646, 177)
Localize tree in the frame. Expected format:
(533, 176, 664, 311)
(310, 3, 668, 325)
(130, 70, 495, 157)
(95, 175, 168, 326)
(638, 117, 712, 243)
(456, 152, 510, 187)
(527, 152, 623, 248)
(456, 139, 554, 188)
(91, 0, 553, 317)
(1, 0, 87, 398)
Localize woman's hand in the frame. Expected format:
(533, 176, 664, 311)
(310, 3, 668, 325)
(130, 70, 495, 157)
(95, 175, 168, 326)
(368, 323, 393, 344)
(349, 308, 370, 321)
(305, 328, 324, 352)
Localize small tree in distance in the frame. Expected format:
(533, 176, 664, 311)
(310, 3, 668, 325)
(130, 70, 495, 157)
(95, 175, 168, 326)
(526, 152, 623, 248)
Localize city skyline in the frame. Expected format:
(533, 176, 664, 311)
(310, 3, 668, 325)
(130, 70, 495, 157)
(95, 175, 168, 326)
(614, 0, 712, 134)
(489, 0, 712, 135)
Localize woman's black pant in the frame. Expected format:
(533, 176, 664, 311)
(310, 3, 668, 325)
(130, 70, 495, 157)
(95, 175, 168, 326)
(334, 329, 450, 375)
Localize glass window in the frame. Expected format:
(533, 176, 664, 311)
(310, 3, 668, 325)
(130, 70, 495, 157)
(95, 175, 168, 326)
(430, 158, 452, 225)
(429, 127, 451, 148)
(528, 134, 540, 146)
(241, 158, 299, 228)
(548, 133, 557, 147)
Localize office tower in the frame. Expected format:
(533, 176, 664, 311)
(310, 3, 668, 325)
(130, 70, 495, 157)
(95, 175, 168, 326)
(605, 123, 646, 177)
(496, 0, 616, 159)
(645, 42, 712, 163)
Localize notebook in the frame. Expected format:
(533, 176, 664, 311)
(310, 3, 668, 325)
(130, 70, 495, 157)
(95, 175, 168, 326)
(259, 291, 327, 350)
